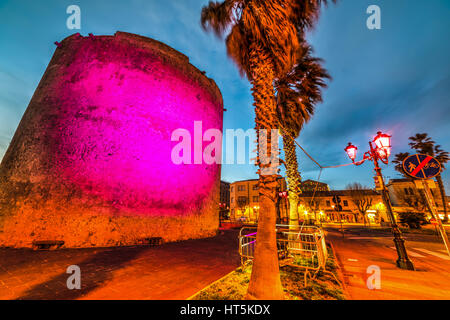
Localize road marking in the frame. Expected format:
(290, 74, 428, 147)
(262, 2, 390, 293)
(348, 259, 359, 262)
(413, 248, 450, 261)
(389, 247, 425, 258)
(407, 251, 425, 258)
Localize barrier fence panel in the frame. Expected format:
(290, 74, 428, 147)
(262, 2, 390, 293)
(239, 229, 257, 266)
(239, 225, 329, 272)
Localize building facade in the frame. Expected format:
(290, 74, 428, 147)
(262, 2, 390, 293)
(387, 178, 449, 220)
(299, 180, 330, 192)
(298, 190, 385, 224)
(228, 177, 449, 226)
(230, 177, 288, 223)
(219, 181, 230, 220)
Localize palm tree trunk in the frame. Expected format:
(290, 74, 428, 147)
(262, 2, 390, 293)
(246, 44, 284, 300)
(436, 174, 448, 222)
(281, 132, 302, 229)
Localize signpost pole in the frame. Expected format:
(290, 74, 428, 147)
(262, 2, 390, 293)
(403, 154, 450, 258)
(421, 180, 450, 257)
(333, 196, 345, 238)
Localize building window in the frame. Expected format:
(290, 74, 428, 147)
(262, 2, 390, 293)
(253, 184, 258, 190)
(238, 185, 246, 191)
(238, 196, 248, 206)
(253, 196, 259, 203)
(343, 200, 349, 207)
(230, 186, 234, 192)
(326, 200, 331, 207)
(231, 197, 234, 204)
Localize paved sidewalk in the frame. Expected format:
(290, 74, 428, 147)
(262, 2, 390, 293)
(0, 230, 240, 300)
(328, 230, 450, 300)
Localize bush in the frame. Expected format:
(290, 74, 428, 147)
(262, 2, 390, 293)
(398, 211, 427, 229)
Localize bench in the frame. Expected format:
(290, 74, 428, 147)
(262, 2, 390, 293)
(137, 237, 164, 246)
(32, 240, 65, 250)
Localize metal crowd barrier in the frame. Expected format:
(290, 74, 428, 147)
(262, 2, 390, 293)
(239, 224, 337, 286)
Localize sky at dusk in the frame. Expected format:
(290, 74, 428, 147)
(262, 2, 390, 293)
(0, 0, 449, 190)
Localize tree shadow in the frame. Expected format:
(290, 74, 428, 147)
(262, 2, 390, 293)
(17, 246, 147, 300)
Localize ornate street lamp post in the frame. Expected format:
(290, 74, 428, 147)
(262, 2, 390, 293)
(278, 191, 289, 225)
(345, 132, 415, 271)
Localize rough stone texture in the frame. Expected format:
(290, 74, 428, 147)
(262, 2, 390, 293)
(0, 32, 223, 248)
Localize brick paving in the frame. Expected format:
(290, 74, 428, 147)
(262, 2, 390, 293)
(0, 230, 240, 300)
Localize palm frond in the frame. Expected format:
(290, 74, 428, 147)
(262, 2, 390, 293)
(275, 44, 330, 137)
(201, 0, 335, 80)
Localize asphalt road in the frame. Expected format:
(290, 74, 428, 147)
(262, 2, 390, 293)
(325, 225, 450, 300)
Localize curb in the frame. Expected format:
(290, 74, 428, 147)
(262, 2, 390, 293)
(327, 240, 351, 300)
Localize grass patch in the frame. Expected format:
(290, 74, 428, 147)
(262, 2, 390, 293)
(193, 266, 251, 300)
(192, 248, 345, 300)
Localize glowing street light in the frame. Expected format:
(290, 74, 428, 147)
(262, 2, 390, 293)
(345, 143, 358, 162)
(373, 131, 392, 162)
(344, 131, 415, 271)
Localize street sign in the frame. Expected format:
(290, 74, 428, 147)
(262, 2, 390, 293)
(403, 154, 441, 180)
(374, 176, 383, 190)
(420, 174, 450, 257)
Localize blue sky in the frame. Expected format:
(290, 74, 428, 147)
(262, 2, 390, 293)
(0, 0, 449, 190)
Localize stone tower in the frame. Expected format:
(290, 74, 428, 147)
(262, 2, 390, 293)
(0, 32, 223, 248)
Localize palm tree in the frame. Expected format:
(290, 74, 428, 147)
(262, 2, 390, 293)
(201, 0, 333, 300)
(409, 133, 449, 222)
(275, 45, 330, 228)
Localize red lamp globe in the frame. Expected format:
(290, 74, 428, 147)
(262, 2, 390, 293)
(345, 143, 358, 162)
(373, 132, 392, 159)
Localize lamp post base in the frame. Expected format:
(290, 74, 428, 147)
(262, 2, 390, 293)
(393, 237, 415, 271)
(396, 259, 415, 271)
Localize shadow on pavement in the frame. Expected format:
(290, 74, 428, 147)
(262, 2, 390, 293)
(17, 246, 146, 300)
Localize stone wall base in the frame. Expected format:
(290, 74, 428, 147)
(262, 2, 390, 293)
(0, 202, 218, 249)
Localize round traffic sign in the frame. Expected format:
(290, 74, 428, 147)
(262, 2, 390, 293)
(403, 154, 441, 179)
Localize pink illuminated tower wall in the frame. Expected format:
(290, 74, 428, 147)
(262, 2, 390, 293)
(0, 32, 223, 248)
